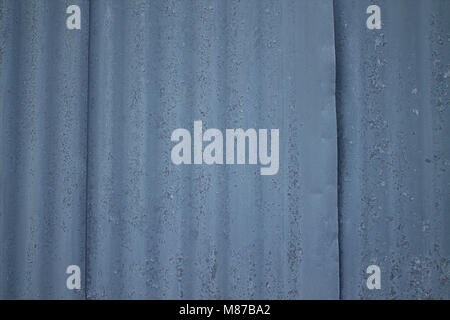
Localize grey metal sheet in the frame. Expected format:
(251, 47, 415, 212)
(335, 0, 450, 299)
(86, 0, 338, 299)
(2, 0, 448, 300)
(0, 0, 89, 299)
(1, 0, 339, 299)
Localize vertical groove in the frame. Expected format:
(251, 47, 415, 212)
(84, 0, 91, 301)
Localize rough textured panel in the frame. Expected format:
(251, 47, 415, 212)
(335, 0, 450, 299)
(86, 0, 338, 299)
(0, 0, 89, 299)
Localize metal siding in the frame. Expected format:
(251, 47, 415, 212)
(0, 0, 89, 299)
(335, 0, 450, 299)
(86, 0, 338, 299)
(0, 0, 448, 300)
(0, 0, 339, 299)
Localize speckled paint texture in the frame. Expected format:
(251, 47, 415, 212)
(335, 0, 450, 299)
(0, 0, 89, 299)
(0, 0, 448, 300)
(86, 0, 337, 299)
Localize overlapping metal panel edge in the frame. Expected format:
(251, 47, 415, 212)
(335, 0, 449, 299)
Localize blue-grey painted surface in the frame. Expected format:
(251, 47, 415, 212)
(335, 0, 450, 299)
(86, 0, 337, 299)
(0, 0, 89, 299)
(1, 0, 338, 299)
(0, 0, 449, 300)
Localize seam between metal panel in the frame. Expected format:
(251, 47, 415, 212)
(332, 0, 342, 300)
(84, 0, 91, 301)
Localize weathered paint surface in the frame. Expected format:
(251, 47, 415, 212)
(1, 0, 449, 300)
(335, 0, 450, 299)
(85, 0, 338, 299)
(1, 0, 338, 299)
(0, 0, 89, 299)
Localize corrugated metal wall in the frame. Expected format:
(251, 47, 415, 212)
(0, 0, 448, 299)
(86, 0, 338, 299)
(0, 0, 89, 299)
(335, 0, 449, 299)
